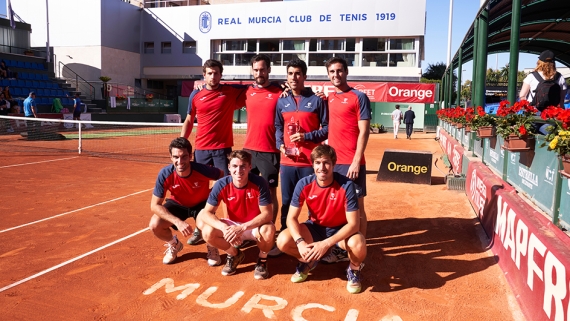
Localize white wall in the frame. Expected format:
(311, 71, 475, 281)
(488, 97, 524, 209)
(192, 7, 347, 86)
(101, 47, 140, 85)
(12, 0, 101, 47)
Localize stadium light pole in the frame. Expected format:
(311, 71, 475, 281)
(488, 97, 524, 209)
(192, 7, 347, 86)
(46, 0, 50, 63)
(445, 0, 453, 68)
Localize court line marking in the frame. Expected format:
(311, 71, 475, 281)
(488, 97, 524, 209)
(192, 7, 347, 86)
(0, 189, 153, 234)
(0, 156, 79, 169)
(0, 228, 149, 293)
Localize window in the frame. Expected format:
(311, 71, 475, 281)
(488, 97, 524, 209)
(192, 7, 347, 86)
(247, 39, 257, 52)
(259, 39, 279, 52)
(183, 41, 196, 54)
(143, 42, 154, 54)
(345, 38, 356, 51)
(319, 39, 343, 51)
(224, 40, 246, 51)
(362, 38, 386, 51)
(147, 80, 163, 89)
(309, 53, 333, 66)
(389, 39, 415, 50)
(282, 40, 305, 51)
(362, 53, 388, 67)
(161, 42, 171, 54)
(235, 53, 256, 66)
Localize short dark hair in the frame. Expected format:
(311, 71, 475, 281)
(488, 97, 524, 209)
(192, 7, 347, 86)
(286, 59, 307, 76)
(250, 54, 271, 68)
(29, 92, 35, 97)
(75, 93, 80, 97)
(325, 57, 348, 72)
(395, 105, 400, 109)
(310, 145, 337, 166)
(228, 150, 252, 165)
(169, 137, 193, 155)
(203, 59, 223, 74)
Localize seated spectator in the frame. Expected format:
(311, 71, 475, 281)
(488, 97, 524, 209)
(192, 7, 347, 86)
(3, 86, 18, 113)
(0, 93, 14, 132)
(0, 61, 11, 79)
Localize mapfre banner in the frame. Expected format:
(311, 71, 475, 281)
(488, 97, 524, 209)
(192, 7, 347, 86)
(181, 81, 435, 103)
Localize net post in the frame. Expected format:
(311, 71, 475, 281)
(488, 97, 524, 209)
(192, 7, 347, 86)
(78, 121, 82, 154)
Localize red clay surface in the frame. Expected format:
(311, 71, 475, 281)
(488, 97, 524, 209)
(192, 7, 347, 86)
(0, 132, 524, 320)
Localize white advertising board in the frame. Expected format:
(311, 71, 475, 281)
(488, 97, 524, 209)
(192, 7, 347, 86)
(149, 0, 426, 39)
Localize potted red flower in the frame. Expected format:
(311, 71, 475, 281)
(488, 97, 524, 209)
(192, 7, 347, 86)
(468, 106, 497, 138)
(540, 106, 570, 175)
(495, 100, 538, 151)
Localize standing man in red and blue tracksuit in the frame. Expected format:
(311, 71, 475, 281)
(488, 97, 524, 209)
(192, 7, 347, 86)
(320, 57, 371, 264)
(275, 59, 328, 233)
(180, 59, 247, 245)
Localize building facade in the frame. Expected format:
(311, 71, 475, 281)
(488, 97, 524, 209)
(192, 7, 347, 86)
(12, 0, 425, 86)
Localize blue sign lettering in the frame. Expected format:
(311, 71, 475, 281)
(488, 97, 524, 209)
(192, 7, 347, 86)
(218, 17, 242, 25)
(376, 13, 396, 20)
(319, 14, 332, 22)
(340, 13, 367, 21)
(248, 16, 282, 24)
(289, 15, 312, 23)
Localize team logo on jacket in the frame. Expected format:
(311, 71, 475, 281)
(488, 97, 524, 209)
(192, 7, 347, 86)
(307, 195, 318, 200)
(247, 192, 254, 199)
(342, 98, 349, 104)
(227, 196, 236, 201)
(192, 182, 201, 188)
(329, 192, 336, 200)
(250, 92, 257, 97)
(305, 102, 312, 108)
(266, 94, 273, 99)
(285, 104, 290, 108)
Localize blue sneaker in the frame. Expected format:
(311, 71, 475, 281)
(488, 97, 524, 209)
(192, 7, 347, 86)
(291, 261, 318, 283)
(346, 263, 364, 294)
(321, 246, 349, 264)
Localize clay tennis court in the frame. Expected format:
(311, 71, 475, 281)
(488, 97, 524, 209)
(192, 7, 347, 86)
(0, 131, 524, 320)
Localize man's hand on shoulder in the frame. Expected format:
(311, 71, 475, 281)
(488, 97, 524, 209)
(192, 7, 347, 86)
(314, 91, 326, 100)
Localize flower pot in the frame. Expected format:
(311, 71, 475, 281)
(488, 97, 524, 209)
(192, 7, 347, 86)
(372, 128, 379, 134)
(476, 126, 495, 138)
(502, 134, 534, 151)
(561, 155, 570, 175)
(465, 126, 472, 132)
(456, 123, 463, 129)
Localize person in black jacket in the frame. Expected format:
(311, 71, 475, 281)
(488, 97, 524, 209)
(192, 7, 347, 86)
(403, 106, 415, 139)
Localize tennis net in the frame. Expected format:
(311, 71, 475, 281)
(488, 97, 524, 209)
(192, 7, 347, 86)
(0, 115, 247, 163)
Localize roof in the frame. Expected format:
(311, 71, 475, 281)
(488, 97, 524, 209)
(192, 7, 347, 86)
(451, 0, 570, 70)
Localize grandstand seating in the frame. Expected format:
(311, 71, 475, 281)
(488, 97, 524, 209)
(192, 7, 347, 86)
(1, 57, 71, 110)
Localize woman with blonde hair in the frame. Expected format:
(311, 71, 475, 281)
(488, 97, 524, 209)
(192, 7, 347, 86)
(519, 50, 567, 110)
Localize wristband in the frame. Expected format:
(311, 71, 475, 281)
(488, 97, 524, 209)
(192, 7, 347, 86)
(295, 237, 305, 245)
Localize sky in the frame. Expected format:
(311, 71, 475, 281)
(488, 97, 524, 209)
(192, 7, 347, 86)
(0, 0, 542, 83)
(423, 0, 538, 82)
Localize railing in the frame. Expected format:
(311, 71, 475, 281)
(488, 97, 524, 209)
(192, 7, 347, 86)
(58, 62, 96, 100)
(0, 44, 50, 60)
(105, 82, 170, 100)
(144, 0, 208, 8)
(439, 120, 569, 231)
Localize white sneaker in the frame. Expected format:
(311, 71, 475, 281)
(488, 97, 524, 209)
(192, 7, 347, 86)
(163, 237, 183, 264)
(207, 244, 222, 266)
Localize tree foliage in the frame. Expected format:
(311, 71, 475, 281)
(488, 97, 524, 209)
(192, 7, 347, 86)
(422, 62, 448, 80)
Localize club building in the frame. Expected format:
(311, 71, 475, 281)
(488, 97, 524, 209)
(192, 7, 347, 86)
(12, 0, 433, 127)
